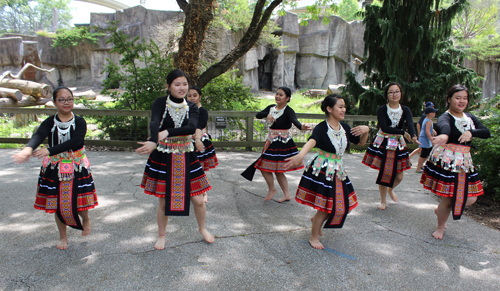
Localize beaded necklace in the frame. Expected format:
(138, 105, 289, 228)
(327, 121, 347, 155)
(447, 111, 475, 134)
(386, 104, 403, 128)
(269, 105, 287, 124)
(160, 96, 189, 129)
(51, 113, 76, 145)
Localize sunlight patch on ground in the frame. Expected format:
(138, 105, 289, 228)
(271, 225, 301, 232)
(119, 236, 156, 247)
(102, 208, 146, 222)
(9, 212, 29, 218)
(459, 265, 500, 281)
(0, 222, 50, 232)
(94, 197, 120, 207)
(183, 269, 215, 283)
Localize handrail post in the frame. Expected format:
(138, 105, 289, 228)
(147, 114, 151, 138)
(246, 115, 253, 151)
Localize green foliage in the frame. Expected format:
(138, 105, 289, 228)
(466, 36, 500, 63)
(0, 0, 72, 35)
(297, 1, 339, 26)
(97, 23, 174, 140)
(471, 95, 500, 200)
(343, 0, 481, 116)
(452, 0, 499, 40)
(201, 70, 257, 111)
(337, 0, 363, 21)
(51, 27, 104, 48)
(213, 0, 280, 48)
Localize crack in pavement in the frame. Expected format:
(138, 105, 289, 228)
(372, 221, 484, 252)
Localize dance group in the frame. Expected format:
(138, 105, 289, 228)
(12, 68, 491, 250)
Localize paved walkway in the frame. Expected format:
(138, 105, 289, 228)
(1, 149, 499, 290)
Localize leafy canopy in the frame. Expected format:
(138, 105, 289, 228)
(0, 0, 72, 35)
(343, 0, 481, 115)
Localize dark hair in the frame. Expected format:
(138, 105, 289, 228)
(190, 86, 202, 96)
(321, 94, 344, 115)
(52, 86, 73, 101)
(446, 84, 469, 107)
(166, 69, 189, 86)
(384, 82, 402, 99)
(278, 86, 292, 102)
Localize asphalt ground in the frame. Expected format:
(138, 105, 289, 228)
(1, 149, 499, 290)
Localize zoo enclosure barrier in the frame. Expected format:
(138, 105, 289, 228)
(0, 108, 422, 151)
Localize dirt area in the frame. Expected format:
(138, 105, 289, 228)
(465, 195, 500, 230)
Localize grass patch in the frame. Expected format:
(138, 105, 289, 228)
(254, 91, 324, 114)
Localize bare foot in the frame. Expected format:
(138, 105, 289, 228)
(56, 238, 67, 250)
(82, 219, 91, 236)
(308, 238, 324, 250)
(434, 207, 447, 229)
(388, 189, 398, 202)
(155, 234, 166, 250)
(200, 229, 214, 243)
(203, 193, 208, 203)
(432, 228, 445, 239)
(278, 196, 291, 203)
(264, 188, 277, 201)
(377, 202, 386, 210)
(311, 217, 323, 236)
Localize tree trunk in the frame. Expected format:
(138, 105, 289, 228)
(175, 0, 215, 85)
(0, 96, 52, 107)
(0, 79, 52, 98)
(197, 0, 283, 88)
(0, 88, 23, 100)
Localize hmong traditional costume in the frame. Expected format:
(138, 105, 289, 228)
(27, 114, 97, 230)
(362, 104, 416, 187)
(194, 106, 218, 171)
(420, 111, 490, 220)
(295, 121, 360, 228)
(141, 96, 211, 216)
(241, 104, 304, 181)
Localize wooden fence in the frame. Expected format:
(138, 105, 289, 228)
(0, 108, 421, 150)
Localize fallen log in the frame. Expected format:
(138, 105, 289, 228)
(0, 88, 23, 101)
(0, 79, 52, 98)
(73, 90, 97, 100)
(0, 96, 52, 107)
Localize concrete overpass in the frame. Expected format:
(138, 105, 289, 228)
(75, 0, 131, 10)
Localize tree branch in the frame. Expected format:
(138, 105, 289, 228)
(176, 0, 188, 11)
(197, 0, 283, 87)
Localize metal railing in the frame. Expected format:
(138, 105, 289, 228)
(0, 108, 421, 151)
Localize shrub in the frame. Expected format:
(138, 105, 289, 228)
(471, 95, 500, 200)
(201, 70, 257, 111)
(98, 23, 173, 140)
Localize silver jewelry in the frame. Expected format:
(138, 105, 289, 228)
(447, 111, 475, 134)
(327, 121, 347, 156)
(387, 104, 403, 128)
(52, 113, 76, 145)
(160, 97, 189, 128)
(269, 105, 287, 124)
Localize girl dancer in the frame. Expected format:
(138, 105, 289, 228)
(137, 69, 214, 249)
(420, 84, 490, 239)
(362, 82, 419, 210)
(285, 94, 369, 249)
(12, 87, 97, 250)
(187, 86, 218, 203)
(241, 86, 311, 202)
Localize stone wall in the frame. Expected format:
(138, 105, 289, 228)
(1, 5, 495, 99)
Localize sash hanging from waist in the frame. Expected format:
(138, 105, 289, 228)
(41, 147, 90, 230)
(267, 129, 292, 143)
(307, 150, 350, 229)
(372, 129, 406, 150)
(164, 152, 191, 216)
(240, 129, 293, 181)
(157, 136, 194, 153)
(305, 150, 347, 181)
(429, 144, 473, 220)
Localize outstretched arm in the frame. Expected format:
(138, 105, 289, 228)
(284, 139, 316, 170)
